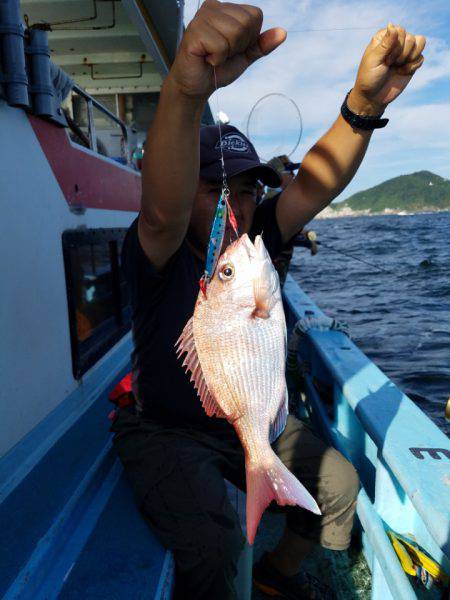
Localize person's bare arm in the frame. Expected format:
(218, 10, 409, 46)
(277, 24, 426, 242)
(276, 95, 373, 239)
(138, 0, 286, 269)
(138, 81, 206, 269)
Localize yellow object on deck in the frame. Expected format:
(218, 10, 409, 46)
(387, 530, 450, 588)
(445, 398, 450, 421)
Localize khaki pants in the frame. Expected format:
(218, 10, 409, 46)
(112, 409, 359, 600)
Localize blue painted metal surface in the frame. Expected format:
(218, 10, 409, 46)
(0, 0, 29, 107)
(283, 275, 450, 599)
(0, 334, 134, 504)
(26, 28, 53, 118)
(0, 335, 174, 599)
(57, 473, 174, 600)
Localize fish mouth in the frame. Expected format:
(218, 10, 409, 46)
(233, 234, 268, 261)
(239, 234, 256, 258)
(254, 235, 271, 261)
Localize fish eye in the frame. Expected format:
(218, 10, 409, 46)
(219, 263, 235, 281)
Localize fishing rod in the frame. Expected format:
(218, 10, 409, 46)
(319, 243, 390, 274)
(294, 231, 390, 274)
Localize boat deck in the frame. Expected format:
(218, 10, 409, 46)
(253, 500, 372, 600)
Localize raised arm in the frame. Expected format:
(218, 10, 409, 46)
(277, 24, 426, 241)
(139, 0, 286, 269)
(138, 79, 205, 269)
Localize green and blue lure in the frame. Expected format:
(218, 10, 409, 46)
(199, 189, 238, 297)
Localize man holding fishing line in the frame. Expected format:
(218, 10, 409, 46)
(112, 2, 425, 598)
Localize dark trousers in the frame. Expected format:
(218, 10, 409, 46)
(111, 409, 359, 600)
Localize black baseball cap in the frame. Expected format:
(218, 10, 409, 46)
(200, 125, 281, 188)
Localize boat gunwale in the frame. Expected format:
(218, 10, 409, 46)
(282, 274, 450, 569)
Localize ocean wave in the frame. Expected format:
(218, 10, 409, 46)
(297, 211, 450, 434)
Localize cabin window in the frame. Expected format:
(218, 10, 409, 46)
(62, 228, 131, 379)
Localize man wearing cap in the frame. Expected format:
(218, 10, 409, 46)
(264, 154, 301, 201)
(263, 155, 319, 286)
(111, 2, 425, 599)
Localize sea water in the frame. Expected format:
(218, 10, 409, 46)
(292, 210, 450, 435)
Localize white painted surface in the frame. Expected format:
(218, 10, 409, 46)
(0, 101, 137, 457)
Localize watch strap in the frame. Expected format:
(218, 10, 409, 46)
(341, 91, 389, 130)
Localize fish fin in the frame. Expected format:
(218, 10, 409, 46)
(245, 452, 321, 545)
(251, 307, 270, 319)
(175, 318, 226, 419)
(269, 388, 288, 443)
(252, 260, 273, 315)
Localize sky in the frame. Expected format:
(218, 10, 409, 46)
(184, 0, 450, 202)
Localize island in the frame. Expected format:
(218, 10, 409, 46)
(316, 171, 450, 219)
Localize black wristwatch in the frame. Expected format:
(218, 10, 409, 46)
(341, 90, 389, 131)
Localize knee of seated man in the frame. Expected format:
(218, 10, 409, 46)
(323, 449, 360, 511)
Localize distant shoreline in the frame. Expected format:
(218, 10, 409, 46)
(314, 206, 450, 220)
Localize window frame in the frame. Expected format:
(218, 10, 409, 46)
(62, 227, 131, 379)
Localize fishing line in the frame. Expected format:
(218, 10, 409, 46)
(193, 2, 381, 34)
(192, 2, 383, 283)
(212, 66, 239, 240)
(318, 242, 390, 274)
(213, 68, 229, 200)
(194, 1, 383, 30)
(199, 67, 239, 297)
(288, 26, 382, 33)
(213, 67, 239, 239)
(246, 92, 303, 161)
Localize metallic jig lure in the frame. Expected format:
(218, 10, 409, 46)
(199, 67, 239, 297)
(199, 188, 239, 297)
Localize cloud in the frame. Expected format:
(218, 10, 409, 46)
(184, 0, 450, 198)
(384, 103, 450, 149)
(410, 37, 450, 90)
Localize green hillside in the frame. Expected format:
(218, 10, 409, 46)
(335, 171, 450, 213)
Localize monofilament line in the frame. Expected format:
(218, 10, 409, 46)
(213, 66, 229, 195)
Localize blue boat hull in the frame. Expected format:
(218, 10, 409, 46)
(283, 275, 450, 599)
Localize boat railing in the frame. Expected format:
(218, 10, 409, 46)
(70, 83, 133, 166)
(283, 275, 450, 599)
(0, 1, 136, 167)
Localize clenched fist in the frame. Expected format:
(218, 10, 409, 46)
(169, 0, 286, 99)
(349, 23, 426, 116)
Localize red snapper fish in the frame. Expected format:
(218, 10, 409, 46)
(176, 234, 320, 544)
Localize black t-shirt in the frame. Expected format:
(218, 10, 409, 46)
(121, 194, 283, 432)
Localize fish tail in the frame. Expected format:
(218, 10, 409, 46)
(245, 452, 321, 545)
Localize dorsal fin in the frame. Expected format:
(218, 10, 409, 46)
(175, 317, 226, 419)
